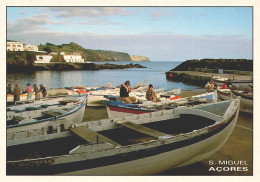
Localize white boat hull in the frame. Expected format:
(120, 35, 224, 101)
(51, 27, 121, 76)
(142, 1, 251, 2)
(7, 99, 239, 175)
(217, 89, 231, 101)
(230, 91, 253, 113)
(62, 108, 239, 175)
(7, 101, 86, 133)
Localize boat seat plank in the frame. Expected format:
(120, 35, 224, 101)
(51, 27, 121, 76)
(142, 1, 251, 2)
(119, 122, 169, 138)
(59, 100, 78, 104)
(70, 126, 121, 146)
(41, 111, 62, 117)
(13, 116, 25, 121)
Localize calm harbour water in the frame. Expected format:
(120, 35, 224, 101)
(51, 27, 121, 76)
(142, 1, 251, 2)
(7, 61, 204, 91)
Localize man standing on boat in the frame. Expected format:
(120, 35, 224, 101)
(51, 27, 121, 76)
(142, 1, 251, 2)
(146, 84, 157, 102)
(120, 80, 136, 104)
(33, 84, 40, 100)
(13, 83, 21, 102)
(40, 84, 47, 97)
(26, 83, 33, 100)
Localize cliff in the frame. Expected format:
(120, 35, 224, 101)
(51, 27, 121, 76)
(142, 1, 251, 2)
(130, 55, 150, 62)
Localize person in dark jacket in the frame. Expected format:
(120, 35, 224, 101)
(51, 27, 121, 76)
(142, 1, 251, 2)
(13, 83, 21, 101)
(120, 81, 136, 104)
(7, 83, 12, 95)
(40, 84, 47, 97)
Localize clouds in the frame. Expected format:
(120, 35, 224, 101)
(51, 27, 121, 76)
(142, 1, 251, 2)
(7, 7, 252, 61)
(43, 7, 135, 18)
(79, 19, 126, 26)
(149, 8, 177, 20)
(7, 13, 59, 34)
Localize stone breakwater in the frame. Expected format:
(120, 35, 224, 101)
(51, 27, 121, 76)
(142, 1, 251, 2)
(165, 71, 252, 87)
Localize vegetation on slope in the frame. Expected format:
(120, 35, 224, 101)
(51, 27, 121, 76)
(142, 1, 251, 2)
(38, 42, 132, 61)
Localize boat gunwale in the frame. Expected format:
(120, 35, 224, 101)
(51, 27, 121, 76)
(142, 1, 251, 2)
(230, 89, 253, 100)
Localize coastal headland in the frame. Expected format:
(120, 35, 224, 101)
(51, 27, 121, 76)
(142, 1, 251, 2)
(166, 59, 253, 86)
(7, 42, 149, 72)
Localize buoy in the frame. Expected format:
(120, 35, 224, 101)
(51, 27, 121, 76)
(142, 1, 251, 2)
(169, 73, 173, 78)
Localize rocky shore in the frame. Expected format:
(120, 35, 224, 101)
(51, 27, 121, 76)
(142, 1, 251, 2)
(7, 62, 146, 72)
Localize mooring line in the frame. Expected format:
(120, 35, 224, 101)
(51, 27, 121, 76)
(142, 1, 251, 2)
(236, 124, 253, 131)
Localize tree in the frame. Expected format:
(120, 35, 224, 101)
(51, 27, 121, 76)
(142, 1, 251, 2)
(43, 46, 52, 54)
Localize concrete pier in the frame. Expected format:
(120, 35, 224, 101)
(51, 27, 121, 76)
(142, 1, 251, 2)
(165, 71, 253, 86)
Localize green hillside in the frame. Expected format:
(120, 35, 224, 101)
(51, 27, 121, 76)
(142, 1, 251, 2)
(38, 42, 132, 61)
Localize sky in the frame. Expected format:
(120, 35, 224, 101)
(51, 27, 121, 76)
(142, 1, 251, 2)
(7, 7, 252, 61)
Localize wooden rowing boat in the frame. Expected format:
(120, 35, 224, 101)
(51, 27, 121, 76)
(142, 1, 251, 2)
(7, 98, 240, 175)
(7, 95, 88, 133)
(230, 89, 253, 113)
(106, 92, 216, 118)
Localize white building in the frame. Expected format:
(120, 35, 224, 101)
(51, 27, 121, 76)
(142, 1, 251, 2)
(24, 44, 39, 52)
(64, 53, 84, 63)
(34, 55, 53, 63)
(50, 52, 65, 55)
(7, 41, 24, 51)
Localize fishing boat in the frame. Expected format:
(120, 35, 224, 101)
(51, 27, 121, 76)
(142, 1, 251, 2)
(7, 95, 88, 133)
(106, 88, 181, 103)
(217, 87, 253, 113)
(217, 88, 231, 101)
(230, 89, 253, 113)
(106, 91, 216, 118)
(212, 77, 252, 87)
(7, 92, 39, 102)
(7, 98, 240, 175)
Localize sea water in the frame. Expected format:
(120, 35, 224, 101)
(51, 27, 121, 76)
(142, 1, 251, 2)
(7, 61, 204, 91)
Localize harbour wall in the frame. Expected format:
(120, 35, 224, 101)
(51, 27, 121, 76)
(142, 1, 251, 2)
(165, 71, 253, 87)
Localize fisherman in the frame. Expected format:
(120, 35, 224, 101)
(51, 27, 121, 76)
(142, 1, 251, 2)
(204, 80, 214, 93)
(25, 83, 33, 100)
(146, 84, 157, 102)
(40, 84, 47, 97)
(13, 83, 21, 102)
(120, 80, 136, 104)
(33, 84, 40, 100)
(226, 79, 232, 88)
(7, 83, 12, 95)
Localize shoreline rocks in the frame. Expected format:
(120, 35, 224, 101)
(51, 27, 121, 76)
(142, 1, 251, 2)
(7, 62, 146, 73)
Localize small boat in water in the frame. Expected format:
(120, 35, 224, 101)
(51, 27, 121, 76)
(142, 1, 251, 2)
(7, 98, 240, 175)
(7, 95, 88, 133)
